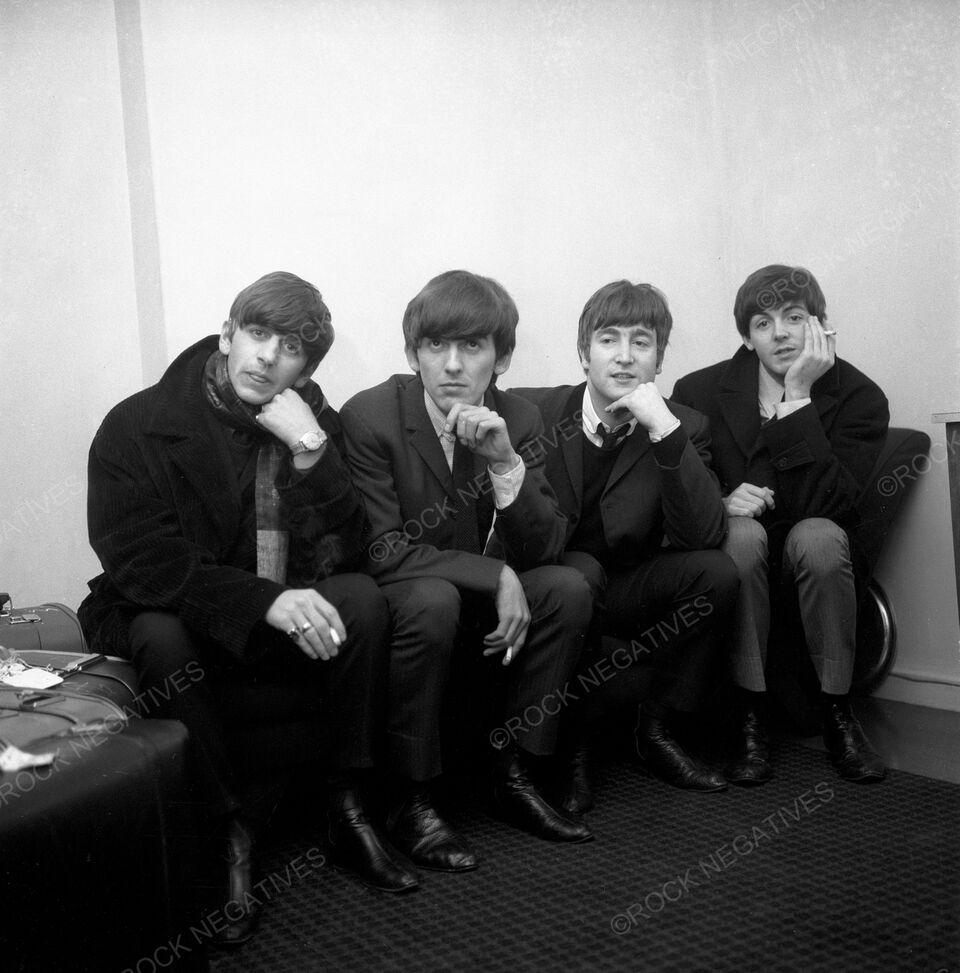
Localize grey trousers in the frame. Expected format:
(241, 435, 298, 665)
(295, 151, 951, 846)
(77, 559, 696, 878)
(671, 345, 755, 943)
(721, 516, 856, 695)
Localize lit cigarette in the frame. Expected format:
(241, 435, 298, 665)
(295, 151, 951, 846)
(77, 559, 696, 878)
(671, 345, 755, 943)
(504, 646, 514, 664)
(330, 629, 342, 648)
(823, 329, 837, 337)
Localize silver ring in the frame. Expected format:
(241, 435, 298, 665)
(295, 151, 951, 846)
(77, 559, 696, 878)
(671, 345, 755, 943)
(300, 622, 313, 633)
(287, 627, 299, 639)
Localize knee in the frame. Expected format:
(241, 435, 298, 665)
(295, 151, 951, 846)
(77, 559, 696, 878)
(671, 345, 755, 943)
(387, 578, 461, 644)
(320, 573, 390, 640)
(526, 565, 593, 623)
(559, 551, 607, 601)
(784, 518, 850, 575)
(127, 611, 199, 672)
(722, 516, 768, 576)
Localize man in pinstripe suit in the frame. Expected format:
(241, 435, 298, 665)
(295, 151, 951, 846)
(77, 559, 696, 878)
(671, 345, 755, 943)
(341, 270, 593, 879)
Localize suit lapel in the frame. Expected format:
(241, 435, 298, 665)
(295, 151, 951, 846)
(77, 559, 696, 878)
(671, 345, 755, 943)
(403, 377, 459, 501)
(559, 385, 585, 509)
(605, 426, 652, 493)
(719, 347, 764, 461)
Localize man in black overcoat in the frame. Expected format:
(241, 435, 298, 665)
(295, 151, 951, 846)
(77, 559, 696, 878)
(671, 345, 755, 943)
(672, 264, 889, 785)
(80, 272, 417, 946)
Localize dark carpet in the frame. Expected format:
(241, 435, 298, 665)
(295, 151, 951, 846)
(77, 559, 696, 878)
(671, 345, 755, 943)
(209, 741, 959, 973)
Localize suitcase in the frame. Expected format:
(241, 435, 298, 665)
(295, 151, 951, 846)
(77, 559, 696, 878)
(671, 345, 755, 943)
(1, 593, 138, 713)
(1, 719, 207, 973)
(0, 684, 128, 749)
(0, 594, 87, 654)
(0, 598, 205, 971)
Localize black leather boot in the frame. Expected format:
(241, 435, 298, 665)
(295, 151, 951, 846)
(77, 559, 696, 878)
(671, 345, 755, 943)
(493, 752, 593, 843)
(389, 785, 478, 872)
(560, 743, 595, 816)
(821, 695, 886, 783)
(327, 780, 420, 892)
(634, 703, 727, 792)
(210, 815, 260, 948)
(724, 694, 773, 786)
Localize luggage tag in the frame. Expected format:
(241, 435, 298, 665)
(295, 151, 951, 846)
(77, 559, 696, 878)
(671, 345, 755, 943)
(0, 646, 65, 689)
(0, 664, 64, 690)
(0, 741, 55, 773)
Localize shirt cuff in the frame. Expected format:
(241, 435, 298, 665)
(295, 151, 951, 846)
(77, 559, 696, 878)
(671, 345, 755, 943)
(649, 418, 682, 443)
(489, 457, 526, 509)
(775, 398, 811, 419)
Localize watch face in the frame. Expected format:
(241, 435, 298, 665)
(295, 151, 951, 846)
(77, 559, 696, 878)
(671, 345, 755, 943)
(303, 431, 324, 449)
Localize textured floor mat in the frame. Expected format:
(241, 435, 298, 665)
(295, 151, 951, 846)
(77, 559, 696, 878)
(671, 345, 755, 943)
(208, 740, 959, 972)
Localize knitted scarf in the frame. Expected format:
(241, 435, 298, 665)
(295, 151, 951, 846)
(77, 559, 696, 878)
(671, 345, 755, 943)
(201, 351, 323, 585)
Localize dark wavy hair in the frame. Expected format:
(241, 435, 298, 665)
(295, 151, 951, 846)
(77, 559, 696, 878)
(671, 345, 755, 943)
(225, 271, 334, 368)
(577, 280, 672, 365)
(402, 270, 518, 361)
(733, 265, 827, 338)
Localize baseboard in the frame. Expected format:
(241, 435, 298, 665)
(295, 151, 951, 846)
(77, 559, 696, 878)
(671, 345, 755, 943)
(796, 696, 960, 784)
(872, 673, 960, 712)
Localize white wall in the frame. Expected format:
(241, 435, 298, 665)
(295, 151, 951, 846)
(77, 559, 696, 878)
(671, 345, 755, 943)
(2, 0, 958, 708)
(0, 0, 140, 608)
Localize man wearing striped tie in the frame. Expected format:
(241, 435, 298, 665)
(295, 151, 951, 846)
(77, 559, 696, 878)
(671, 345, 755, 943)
(512, 280, 739, 812)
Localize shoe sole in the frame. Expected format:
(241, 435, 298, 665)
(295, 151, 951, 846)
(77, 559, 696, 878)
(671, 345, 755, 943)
(413, 859, 481, 873)
(726, 774, 773, 787)
(209, 920, 260, 950)
(489, 803, 595, 843)
(634, 761, 728, 793)
(836, 769, 886, 784)
(328, 860, 420, 894)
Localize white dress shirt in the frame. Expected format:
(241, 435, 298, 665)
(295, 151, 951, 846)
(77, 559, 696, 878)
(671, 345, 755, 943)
(423, 390, 525, 508)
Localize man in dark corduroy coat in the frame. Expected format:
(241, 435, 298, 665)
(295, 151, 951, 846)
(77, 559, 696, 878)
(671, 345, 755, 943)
(79, 272, 418, 945)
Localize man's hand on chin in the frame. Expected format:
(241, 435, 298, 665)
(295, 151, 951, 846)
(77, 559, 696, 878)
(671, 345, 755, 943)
(606, 382, 677, 438)
(443, 402, 520, 475)
(256, 387, 318, 446)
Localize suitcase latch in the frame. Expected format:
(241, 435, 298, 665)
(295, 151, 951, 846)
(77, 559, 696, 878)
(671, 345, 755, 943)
(7, 614, 41, 624)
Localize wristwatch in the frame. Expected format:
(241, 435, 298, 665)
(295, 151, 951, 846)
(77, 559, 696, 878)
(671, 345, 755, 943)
(290, 429, 328, 455)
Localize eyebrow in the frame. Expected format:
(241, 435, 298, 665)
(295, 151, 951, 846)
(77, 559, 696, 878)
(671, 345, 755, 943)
(752, 304, 806, 319)
(425, 333, 490, 342)
(597, 325, 654, 337)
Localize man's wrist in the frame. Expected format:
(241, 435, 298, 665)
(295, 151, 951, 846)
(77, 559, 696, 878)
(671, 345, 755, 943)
(784, 382, 812, 402)
(488, 450, 521, 476)
(289, 428, 327, 454)
(648, 415, 680, 442)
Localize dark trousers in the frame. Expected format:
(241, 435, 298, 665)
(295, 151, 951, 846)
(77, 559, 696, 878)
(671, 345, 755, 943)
(125, 573, 390, 818)
(561, 548, 740, 716)
(380, 564, 593, 781)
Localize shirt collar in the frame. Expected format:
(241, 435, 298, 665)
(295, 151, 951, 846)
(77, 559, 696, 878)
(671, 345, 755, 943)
(757, 363, 785, 418)
(581, 385, 637, 438)
(423, 388, 450, 439)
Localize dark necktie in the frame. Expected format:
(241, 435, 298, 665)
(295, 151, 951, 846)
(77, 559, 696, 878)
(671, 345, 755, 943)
(451, 441, 495, 553)
(597, 422, 628, 451)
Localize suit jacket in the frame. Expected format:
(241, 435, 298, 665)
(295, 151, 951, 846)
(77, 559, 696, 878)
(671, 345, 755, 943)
(339, 375, 567, 594)
(78, 336, 365, 660)
(671, 345, 889, 549)
(509, 383, 727, 567)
